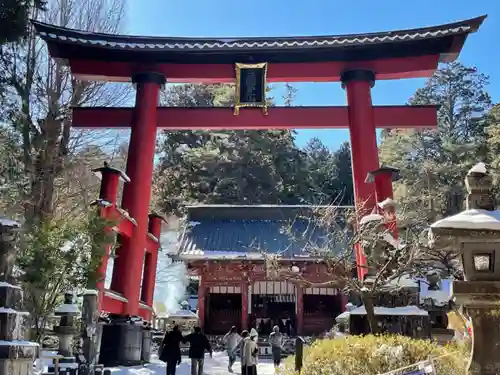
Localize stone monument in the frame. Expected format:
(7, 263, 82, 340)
(0, 217, 38, 375)
(430, 163, 500, 375)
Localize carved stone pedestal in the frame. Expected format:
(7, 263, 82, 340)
(454, 281, 500, 375)
(117, 323, 143, 365)
(99, 317, 144, 367)
(141, 326, 152, 362)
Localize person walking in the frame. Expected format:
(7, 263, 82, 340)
(268, 325, 283, 368)
(223, 326, 241, 372)
(185, 326, 212, 375)
(242, 328, 259, 375)
(238, 330, 249, 375)
(159, 325, 185, 375)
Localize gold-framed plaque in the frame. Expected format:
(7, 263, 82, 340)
(234, 62, 268, 115)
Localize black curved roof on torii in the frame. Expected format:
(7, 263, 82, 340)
(32, 16, 486, 65)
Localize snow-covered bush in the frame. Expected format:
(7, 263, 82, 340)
(280, 335, 467, 375)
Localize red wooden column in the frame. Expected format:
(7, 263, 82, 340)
(141, 214, 163, 318)
(296, 286, 304, 335)
(92, 164, 128, 309)
(111, 72, 165, 316)
(241, 282, 249, 331)
(341, 70, 380, 280)
(198, 277, 206, 330)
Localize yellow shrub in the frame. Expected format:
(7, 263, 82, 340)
(280, 335, 468, 375)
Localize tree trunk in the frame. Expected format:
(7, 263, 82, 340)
(361, 292, 379, 334)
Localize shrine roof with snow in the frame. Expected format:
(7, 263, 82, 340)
(177, 205, 352, 261)
(33, 16, 485, 65)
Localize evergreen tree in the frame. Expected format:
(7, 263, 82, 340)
(330, 142, 354, 205)
(156, 84, 356, 212)
(379, 62, 492, 222)
(156, 84, 310, 213)
(303, 138, 353, 205)
(0, 0, 46, 45)
(18, 213, 114, 341)
(485, 104, 500, 198)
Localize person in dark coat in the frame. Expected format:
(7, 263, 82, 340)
(159, 325, 185, 375)
(184, 326, 212, 375)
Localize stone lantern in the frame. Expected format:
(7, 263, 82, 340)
(53, 293, 80, 375)
(430, 163, 500, 375)
(54, 293, 80, 357)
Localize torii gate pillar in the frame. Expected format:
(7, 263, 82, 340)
(342, 70, 380, 279)
(110, 72, 165, 316)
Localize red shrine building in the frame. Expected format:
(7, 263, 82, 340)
(33, 15, 484, 322)
(177, 205, 350, 336)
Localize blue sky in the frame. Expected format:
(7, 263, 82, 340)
(125, 0, 499, 150)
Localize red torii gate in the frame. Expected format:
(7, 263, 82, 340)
(77, 104, 436, 299)
(34, 15, 485, 320)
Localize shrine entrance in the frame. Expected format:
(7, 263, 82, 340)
(33, 15, 485, 321)
(251, 281, 296, 335)
(303, 288, 343, 335)
(205, 285, 242, 334)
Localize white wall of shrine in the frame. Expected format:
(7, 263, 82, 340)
(252, 281, 296, 295)
(304, 287, 338, 295)
(209, 285, 242, 294)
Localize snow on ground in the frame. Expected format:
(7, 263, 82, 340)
(107, 352, 276, 375)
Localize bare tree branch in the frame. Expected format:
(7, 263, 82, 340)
(0, 0, 132, 225)
(262, 199, 459, 333)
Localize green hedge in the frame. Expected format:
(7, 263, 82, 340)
(280, 335, 468, 375)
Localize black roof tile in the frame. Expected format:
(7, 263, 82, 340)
(33, 16, 485, 52)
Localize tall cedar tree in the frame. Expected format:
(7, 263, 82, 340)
(379, 62, 492, 223)
(304, 138, 353, 205)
